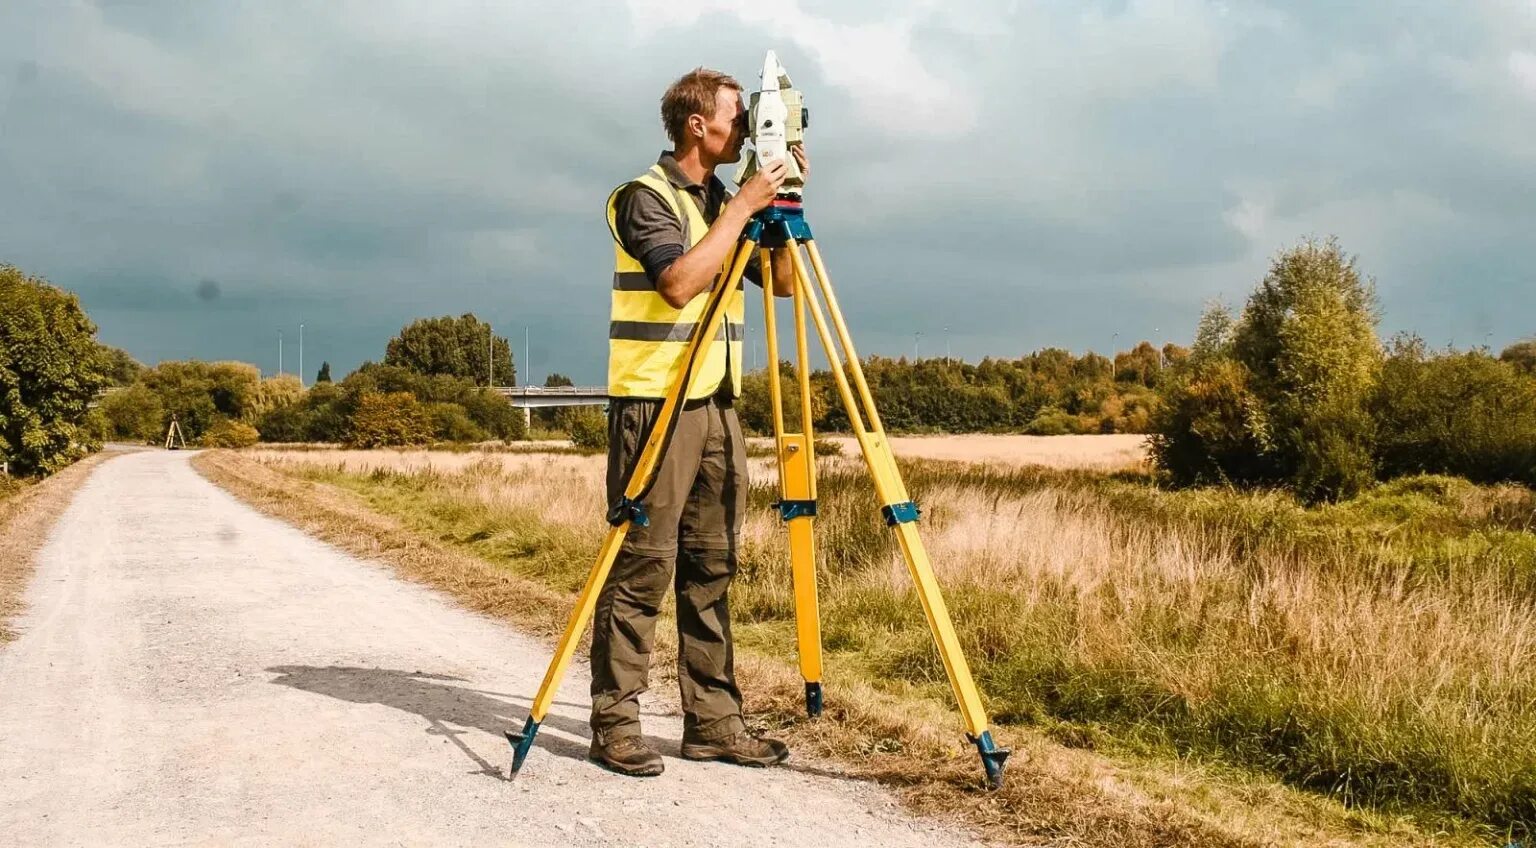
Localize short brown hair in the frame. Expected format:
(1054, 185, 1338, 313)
(660, 67, 741, 146)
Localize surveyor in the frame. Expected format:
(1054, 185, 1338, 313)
(592, 67, 810, 777)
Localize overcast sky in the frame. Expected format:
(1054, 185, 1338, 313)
(3, 1, 1534, 384)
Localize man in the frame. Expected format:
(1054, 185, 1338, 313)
(591, 67, 809, 777)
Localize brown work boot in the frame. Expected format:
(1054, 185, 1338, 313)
(680, 729, 790, 767)
(589, 733, 664, 777)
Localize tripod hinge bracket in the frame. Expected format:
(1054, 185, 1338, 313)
(606, 496, 650, 528)
(745, 203, 814, 248)
(882, 500, 921, 526)
(772, 499, 818, 521)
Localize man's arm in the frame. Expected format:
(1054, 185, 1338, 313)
(655, 159, 788, 308)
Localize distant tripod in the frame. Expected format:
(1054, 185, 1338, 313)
(163, 418, 186, 450)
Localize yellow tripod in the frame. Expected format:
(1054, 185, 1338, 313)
(506, 201, 1009, 789)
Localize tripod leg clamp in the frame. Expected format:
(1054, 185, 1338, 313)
(606, 496, 649, 528)
(881, 501, 921, 526)
(804, 682, 824, 717)
(967, 730, 1010, 790)
(773, 499, 818, 521)
(505, 716, 541, 777)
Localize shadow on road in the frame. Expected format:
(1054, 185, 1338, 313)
(265, 665, 682, 779)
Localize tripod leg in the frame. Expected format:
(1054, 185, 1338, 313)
(507, 236, 760, 776)
(761, 249, 825, 717)
(785, 238, 1009, 789)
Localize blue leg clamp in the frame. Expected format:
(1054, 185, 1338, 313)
(606, 496, 649, 528)
(881, 501, 921, 526)
(505, 716, 541, 776)
(968, 730, 1010, 790)
(773, 499, 818, 521)
(804, 682, 824, 718)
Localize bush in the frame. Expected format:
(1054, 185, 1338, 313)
(460, 389, 526, 442)
(562, 406, 608, 450)
(202, 417, 260, 448)
(426, 402, 487, 443)
(1024, 406, 1076, 436)
(99, 383, 166, 443)
(1373, 339, 1536, 486)
(1154, 240, 1380, 500)
(346, 391, 434, 448)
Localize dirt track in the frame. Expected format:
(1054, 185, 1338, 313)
(0, 450, 981, 847)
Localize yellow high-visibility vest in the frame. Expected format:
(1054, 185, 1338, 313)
(605, 165, 744, 400)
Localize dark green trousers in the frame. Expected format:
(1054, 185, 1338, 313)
(590, 393, 749, 744)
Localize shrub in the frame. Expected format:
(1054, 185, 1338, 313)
(460, 389, 527, 442)
(99, 383, 165, 443)
(1149, 357, 1270, 486)
(1155, 239, 1380, 500)
(1024, 406, 1076, 436)
(1373, 338, 1536, 486)
(346, 391, 434, 448)
(202, 417, 260, 448)
(562, 406, 608, 450)
(426, 402, 487, 443)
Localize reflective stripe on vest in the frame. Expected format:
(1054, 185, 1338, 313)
(605, 164, 745, 400)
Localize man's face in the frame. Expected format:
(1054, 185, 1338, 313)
(699, 86, 747, 165)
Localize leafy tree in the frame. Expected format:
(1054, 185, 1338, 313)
(563, 406, 608, 450)
(1232, 238, 1380, 499)
(316, 361, 332, 383)
(1500, 339, 1536, 376)
(1373, 337, 1536, 485)
(1114, 341, 1163, 387)
(97, 345, 144, 387)
(250, 374, 304, 422)
(1154, 239, 1381, 500)
(137, 360, 262, 442)
(384, 313, 514, 385)
(346, 391, 434, 447)
(0, 265, 107, 475)
(99, 384, 165, 443)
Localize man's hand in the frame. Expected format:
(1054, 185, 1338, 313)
(792, 146, 809, 186)
(736, 158, 788, 214)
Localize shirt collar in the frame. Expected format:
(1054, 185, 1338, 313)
(656, 151, 714, 193)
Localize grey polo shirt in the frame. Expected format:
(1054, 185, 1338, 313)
(612, 151, 763, 287)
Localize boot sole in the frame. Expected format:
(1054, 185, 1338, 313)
(678, 744, 789, 767)
(588, 753, 664, 777)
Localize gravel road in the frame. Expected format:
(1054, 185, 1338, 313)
(0, 450, 983, 847)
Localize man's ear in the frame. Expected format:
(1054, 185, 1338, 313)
(686, 113, 706, 140)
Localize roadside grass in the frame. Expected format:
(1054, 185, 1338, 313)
(203, 447, 1531, 846)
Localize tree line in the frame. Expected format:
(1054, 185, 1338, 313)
(1152, 238, 1536, 500)
(6, 249, 1536, 501)
(736, 343, 1184, 437)
(96, 314, 527, 450)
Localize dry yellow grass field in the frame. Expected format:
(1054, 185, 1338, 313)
(791, 433, 1149, 471)
(216, 441, 1530, 847)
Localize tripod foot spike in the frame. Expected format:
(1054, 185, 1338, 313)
(804, 682, 823, 718)
(970, 730, 1010, 790)
(505, 716, 541, 777)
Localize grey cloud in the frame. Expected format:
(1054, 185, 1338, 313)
(1, 0, 1533, 385)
